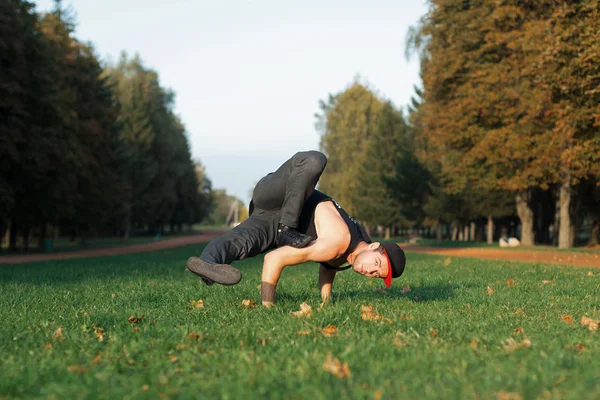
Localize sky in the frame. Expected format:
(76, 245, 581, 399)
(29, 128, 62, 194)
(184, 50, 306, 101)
(34, 0, 428, 204)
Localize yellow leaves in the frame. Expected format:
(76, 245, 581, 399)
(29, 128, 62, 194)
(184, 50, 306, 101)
(541, 280, 553, 285)
(496, 391, 523, 400)
(561, 315, 574, 325)
(503, 337, 532, 352)
(241, 299, 256, 309)
(429, 328, 438, 338)
(141, 384, 150, 392)
(322, 352, 351, 379)
(291, 302, 312, 318)
(361, 305, 391, 323)
(581, 316, 599, 331)
(321, 325, 338, 337)
(443, 257, 452, 266)
(297, 330, 311, 335)
(469, 338, 478, 350)
(587, 271, 594, 277)
(187, 332, 201, 341)
(487, 286, 495, 295)
(93, 326, 105, 342)
(53, 327, 64, 342)
(91, 352, 102, 366)
(401, 285, 411, 294)
(513, 327, 525, 335)
(169, 355, 178, 363)
(128, 314, 144, 323)
(513, 308, 524, 316)
(506, 278, 515, 286)
(189, 299, 204, 309)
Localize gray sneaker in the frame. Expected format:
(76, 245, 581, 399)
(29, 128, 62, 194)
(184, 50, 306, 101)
(186, 257, 242, 286)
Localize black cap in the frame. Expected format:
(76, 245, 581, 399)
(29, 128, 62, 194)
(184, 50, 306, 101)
(381, 243, 406, 287)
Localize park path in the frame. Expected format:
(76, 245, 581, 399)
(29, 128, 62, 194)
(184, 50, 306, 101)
(404, 244, 600, 268)
(0, 230, 227, 265)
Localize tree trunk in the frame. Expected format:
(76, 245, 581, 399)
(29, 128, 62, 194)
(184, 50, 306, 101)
(384, 226, 390, 240)
(463, 225, 469, 241)
(487, 216, 494, 244)
(452, 224, 458, 241)
(469, 222, 476, 241)
(558, 179, 572, 249)
(9, 218, 17, 252)
(589, 218, 600, 246)
(124, 202, 132, 240)
(436, 220, 443, 243)
(552, 194, 560, 246)
(515, 191, 535, 246)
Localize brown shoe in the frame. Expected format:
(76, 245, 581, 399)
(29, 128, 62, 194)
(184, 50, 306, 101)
(186, 257, 242, 286)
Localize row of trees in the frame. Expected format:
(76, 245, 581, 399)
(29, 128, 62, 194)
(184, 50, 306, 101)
(316, 0, 600, 248)
(1, 0, 211, 251)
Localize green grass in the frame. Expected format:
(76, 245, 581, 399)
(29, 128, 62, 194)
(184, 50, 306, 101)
(404, 238, 600, 254)
(1, 246, 599, 399)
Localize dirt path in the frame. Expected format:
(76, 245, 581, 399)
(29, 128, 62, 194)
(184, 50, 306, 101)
(404, 245, 600, 268)
(0, 230, 227, 265)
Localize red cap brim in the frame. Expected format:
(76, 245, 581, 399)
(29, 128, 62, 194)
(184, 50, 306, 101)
(383, 249, 393, 288)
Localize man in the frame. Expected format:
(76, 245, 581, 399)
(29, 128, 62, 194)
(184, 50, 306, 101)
(186, 150, 406, 307)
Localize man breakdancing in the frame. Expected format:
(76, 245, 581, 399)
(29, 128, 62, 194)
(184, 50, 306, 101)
(186, 150, 406, 307)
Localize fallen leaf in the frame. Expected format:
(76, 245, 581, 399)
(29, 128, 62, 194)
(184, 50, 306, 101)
(581, 316, 599, 331)
(93, 327, 105, 342)
(111, 293, 116, 299)
(394, 338, 405, 348)
(141, 385, 149, 392)
(513, 327, 525, 335)
(83, 312, 88, 316)
(44, 343, 53, 351)
(401, 285, 411, 294)
(443, 257, 451, 266)
(133, 325, 139, 332)
(53, 327, 64, 342)
(561, 315, 574, 325)
(399, 315, 414, 320)
(187, 332, 201, 341)
(574, 343, 587, 353)
(496, 391, 523, 400)
(504, 337, 532, 352)
(241, 299, 256, 309)
(91, 352, 102, 366)
(587, 271, 593, 277)
(322, 352, 351, 379)
(487, 286, 495, 295)
(469, 338, 478, 350)
(321, 325, 338, 337)
(67, 365, 88, 374)
(169, 355, 178, 363)
(189, 299, 204, 309)
(374, 390, 383, 400)
(542, 280, 552, 285)
(176, 344, 191, 350)
(297, 330, 311, 335)
(506, 278, 515, 286)
(513, 308, 524, 316)
(429, 328, 438, 338)
(128, 314, 144, 323)
(361, 305, 384, 321)
(291, 302, 312, 318)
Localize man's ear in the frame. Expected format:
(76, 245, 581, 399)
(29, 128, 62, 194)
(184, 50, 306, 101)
(368, 242, 381, 250)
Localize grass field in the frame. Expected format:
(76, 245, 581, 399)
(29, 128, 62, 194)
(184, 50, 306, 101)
(1, 245, 599, 399)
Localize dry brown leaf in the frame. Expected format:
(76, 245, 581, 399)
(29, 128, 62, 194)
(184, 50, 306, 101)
(487, 286, 495, 295)
(574, 343, 587, 353)
(53, 327, 64, 342)
(496, 391, 523, 400)
(361, 305, 383, 321)
(374, 390, 383, 400)
(443, 257, 452, 266)
(321, 325, 338, 337)
(44, 343, 53, 351)
(93, 327, 105, 342)
(469, 338, 478, 350)
(291, 302, 312, 318)
(587, 271, 593, 277)
(91, 352, 102, 366)
(187, 331, 200, 341)
(506, 278, 515, 286)
(176, 344, 191, 350)
(561, 315, 574, 325)
(128, 314, 144, 323)
(111, 293, 116, 299)
(401, 285, 411, 294)
(429, 328, 438, 338)
(513, 308, 524, 316)
(322, 352, 351, 379)
(169, 355, 178, 363)
(241, 299, 256, 309)
(581, 316, 599, 331)
(522, 338, 532, 348)
(513, 327, 525, 335)
(67, 365, 88, 374)
(141, 385, 149, 392)
(394, 338, 406, 348)
(297, 330, 311, 335)
(542, 280, 552, 285)
(504, 337, 532, 352)
(189, 299, 204, 309)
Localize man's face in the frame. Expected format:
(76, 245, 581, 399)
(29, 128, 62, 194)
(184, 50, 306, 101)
(352, 242, 389, 278)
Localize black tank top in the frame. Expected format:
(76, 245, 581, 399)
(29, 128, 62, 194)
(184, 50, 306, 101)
(297, 190, 371, 270)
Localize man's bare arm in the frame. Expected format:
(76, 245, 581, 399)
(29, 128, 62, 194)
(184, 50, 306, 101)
(261, 238, 345, 306)
(319, 264, 336, 303)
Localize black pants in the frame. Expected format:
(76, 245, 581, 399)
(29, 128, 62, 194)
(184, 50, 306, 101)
(200, 151, 327, 264)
